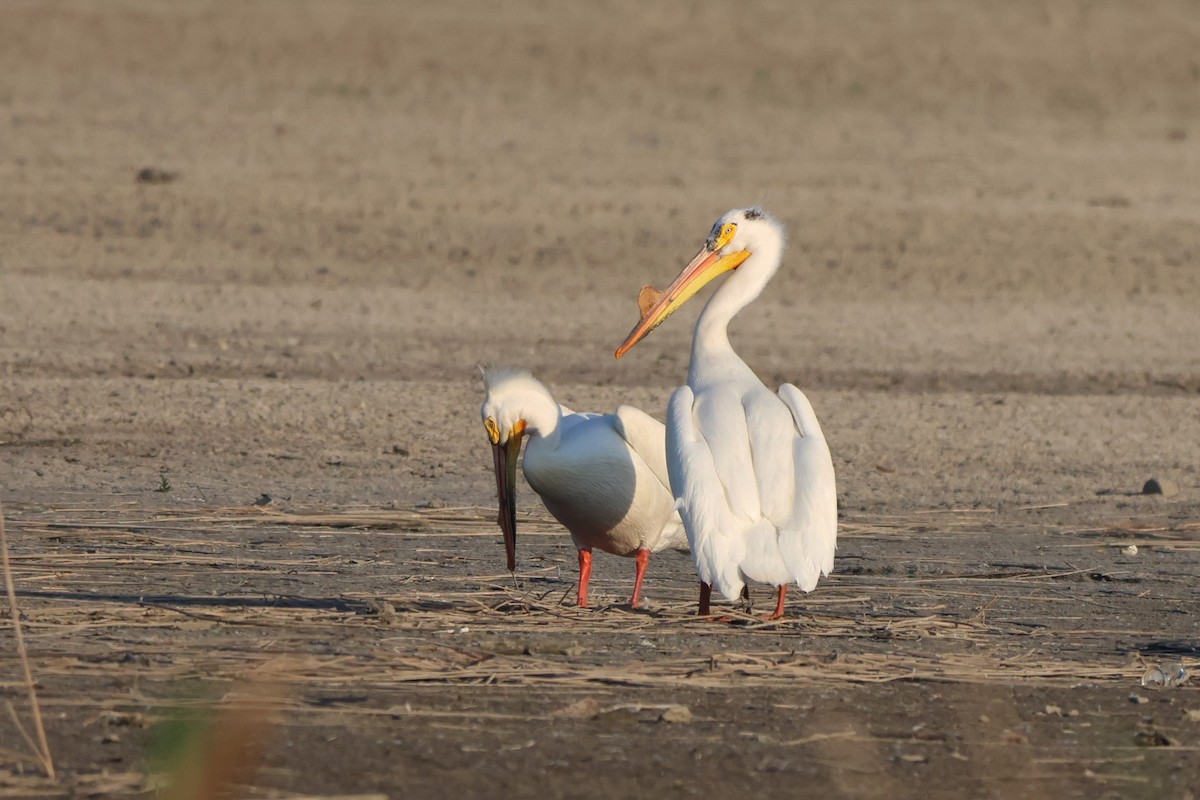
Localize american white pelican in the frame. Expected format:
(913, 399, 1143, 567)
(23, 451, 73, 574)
(479, 368, 686, 608)
(615, 208, 837, 620)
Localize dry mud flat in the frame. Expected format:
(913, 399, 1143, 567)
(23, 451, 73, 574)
(1, 504, 1199, 799)
(2, 1, 1200, 798)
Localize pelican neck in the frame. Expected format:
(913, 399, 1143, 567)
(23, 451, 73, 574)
(687, 241, 780, 385)
(522, 388, 564, 447)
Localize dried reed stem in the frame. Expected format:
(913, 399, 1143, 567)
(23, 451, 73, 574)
(0, 502, 55, 779)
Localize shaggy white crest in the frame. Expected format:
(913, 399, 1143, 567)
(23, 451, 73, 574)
(479, 367, 558, 443)
(480, 365, 532, 395)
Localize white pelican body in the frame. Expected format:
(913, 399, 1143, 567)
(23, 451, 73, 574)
(616, 208, 837, 619)
(480, 368, 686, 607)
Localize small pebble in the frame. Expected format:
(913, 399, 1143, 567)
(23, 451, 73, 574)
(136, 166, 178, 184)
(1122, 545, 1138, 555)
(659, 706, 693, 724)
(1133, 728, 1177, 747)
(1142, 477, 1180, 498)
(552, 698, 602, 719)
(1129, 694, 1149, 704)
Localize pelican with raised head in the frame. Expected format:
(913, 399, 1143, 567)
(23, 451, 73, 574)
(615, 207, 837, 620)
(480, 368, 686, 608)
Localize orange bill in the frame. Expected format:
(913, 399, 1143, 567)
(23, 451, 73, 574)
(615, 243, 749, 359)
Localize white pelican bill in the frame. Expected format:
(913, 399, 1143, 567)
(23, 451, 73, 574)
(480, 368, 686, 608)
(615, 208, 837, 620)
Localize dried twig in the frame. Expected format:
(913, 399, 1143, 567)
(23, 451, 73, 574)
(0, 501, 55, 779)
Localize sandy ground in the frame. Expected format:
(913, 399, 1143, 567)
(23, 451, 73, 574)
(2, 1, 1199, 797)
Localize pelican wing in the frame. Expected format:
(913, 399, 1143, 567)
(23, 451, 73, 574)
(667, 386, 747, 598)
(742, 388, 798, 525)
(556, 404, 591, 424)
(555, 406, 606, 443)
(615, 404, 689, 552)
(613, 405, 670, 492)
(775, 384, 838, 590)
(691, 384, 762, 522)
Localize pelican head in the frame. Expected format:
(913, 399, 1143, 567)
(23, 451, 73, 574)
(616, 207, 784, 358)
(479, 367, 553, 571)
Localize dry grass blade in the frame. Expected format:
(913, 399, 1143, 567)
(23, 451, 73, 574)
(778, 729, 860, 746)
(0, 502, 55, 780)
(3, 700, 47, 772)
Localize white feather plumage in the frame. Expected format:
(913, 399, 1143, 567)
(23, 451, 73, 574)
(479, 369, 686, 607)
(619, 208, 838, 615)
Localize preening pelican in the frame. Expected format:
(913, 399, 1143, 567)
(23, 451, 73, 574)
(480, 368, 686, 608)
(615, 208, 837, 620)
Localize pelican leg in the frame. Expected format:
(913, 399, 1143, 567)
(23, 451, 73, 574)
(629, 548, 651, 608)
(577, 548, 593, 608)
(740, 584, 751, 613)
(761, 585, 787, 621)
(699, 582, 745, 623)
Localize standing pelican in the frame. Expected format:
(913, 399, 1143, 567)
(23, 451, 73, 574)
(615, 208, 837, 620)
(480, 368, 686, 608)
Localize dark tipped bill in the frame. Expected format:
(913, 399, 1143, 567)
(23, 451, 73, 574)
(491, 435, 523, 571)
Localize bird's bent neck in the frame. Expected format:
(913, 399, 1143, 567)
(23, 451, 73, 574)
(521, 388, 564, 447)
(688, 238, 782, 387)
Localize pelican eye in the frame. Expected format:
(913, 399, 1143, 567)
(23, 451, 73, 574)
(484, 417, 501, 444)
(709, 222, 737, 251)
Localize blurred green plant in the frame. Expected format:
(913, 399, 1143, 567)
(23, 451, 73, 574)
(149, 676, 287, 800)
